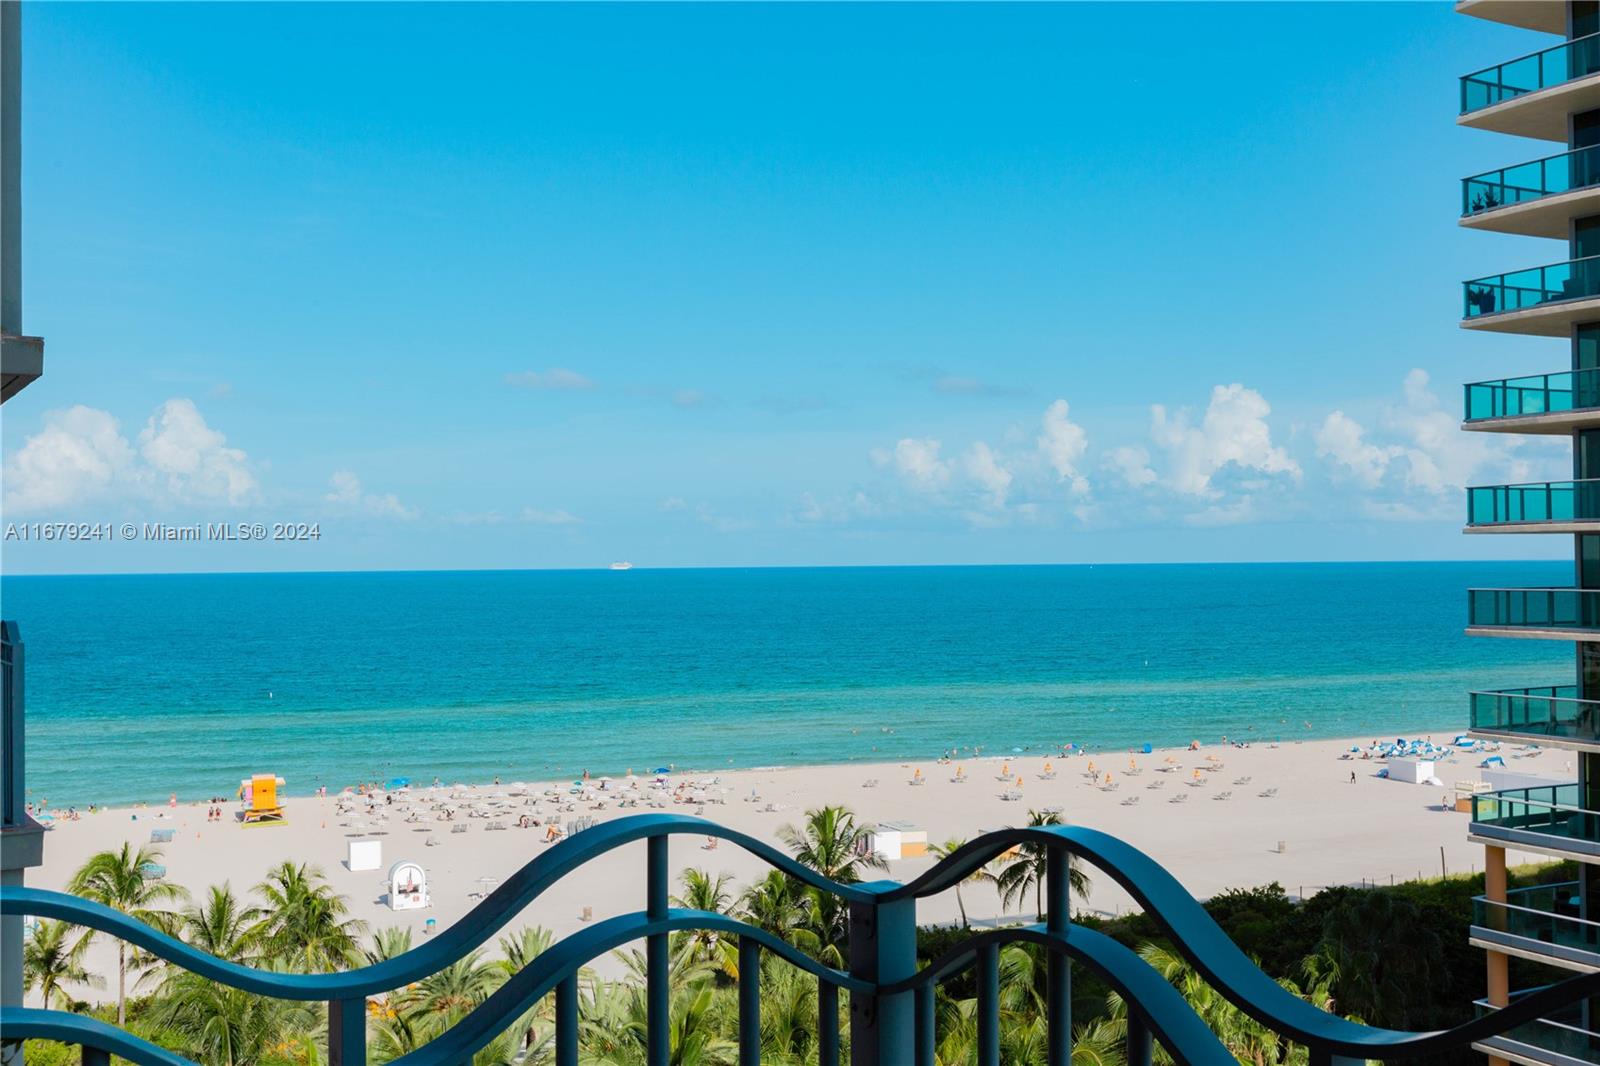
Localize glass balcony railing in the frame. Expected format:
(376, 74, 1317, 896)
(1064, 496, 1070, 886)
(1470, 686, 1600, 742)
(1464, 145, 1600, 215)
(1464, 256, 1600, 319)
(1467, 480, 1600, 525)
(1464, 368, 1600, 421)
(1473, 882, 1600, 958)
(1462, 32, 1600, 113)
(1475, 999, 1600, 1063)
(1471, 784, 1600, 848)
(1468, 587, 1600, 631)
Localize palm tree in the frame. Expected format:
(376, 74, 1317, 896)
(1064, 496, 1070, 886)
(671, 869, 739, 978)
(776, 806, 884, 884)
(994, 811, 1091, 922)
(22, 918, 100, 1009)
(365, 925, 415, 965)
(777, 806, 885, 966)
(404, 950, 505, 1032)
(66, 843, 187, 1024)
(737, 871, 820, 956)
(580, 973, 737, 1066)
(176, 884, 263, 963)
(252, 861, 366, 972)
(148, 970, 310, 1066)
(928, 838, 997, 927)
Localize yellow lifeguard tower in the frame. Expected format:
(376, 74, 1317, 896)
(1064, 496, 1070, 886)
(238, 774, 287, 825)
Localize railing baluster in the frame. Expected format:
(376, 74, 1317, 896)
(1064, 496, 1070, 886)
(739, 937, 761, 1066)
(647, 834, 670, 1066)
(556, 974, 579, 1066)
(328, 996, 365, 1066)
(1126, 1013, 1153, 1066)
(976, 942, 1000, 1066)
(1046, 847, 1072, 1066)
(80, 1048, 109, 1066)
(847, 895, 916, 1066)
(818, 978, 840, 1066)
(914, 982, 935, 1066)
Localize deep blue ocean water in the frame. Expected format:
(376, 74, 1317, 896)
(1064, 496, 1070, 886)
(0, 562, 1575, 806)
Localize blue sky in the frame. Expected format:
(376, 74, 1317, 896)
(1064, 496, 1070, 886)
(1, 2, 1581, 572)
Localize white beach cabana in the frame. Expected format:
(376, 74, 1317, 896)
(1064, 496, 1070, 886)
(387, 860, 430, 911)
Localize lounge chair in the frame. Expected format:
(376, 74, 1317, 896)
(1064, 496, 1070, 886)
(1213, 791, 1233, 801)
(450, 823, 469, 834)
(1258, 787, 1278, 798)
(149, 828, 175, 843)
(1168, 793, 1189, 804)
(862, 779, 878, 789)
(1120, 796, 1141, 806)
(1147, 778, 1165, 789)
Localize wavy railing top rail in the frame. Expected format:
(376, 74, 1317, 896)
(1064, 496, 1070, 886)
(7, 814, 1600, 1064)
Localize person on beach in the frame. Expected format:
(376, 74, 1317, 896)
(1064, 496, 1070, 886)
(1350, 771, 1357, 784)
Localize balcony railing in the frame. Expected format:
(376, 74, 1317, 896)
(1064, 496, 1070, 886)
(1470, 685, 1600, 743)
(1473, 882, 1600, 962)
(4, 815, 1598, 1066)
(1467, 481, 1600, 526)
(1464, 256, 1600, 319)
(1464, 369, 1600, 421)
(1472, 784, 1600, 850)
(1468, 587, 1600, 632)
(1475, 998, 1600, 1065)
(1464, 144, 1600, 215)
(1462, 32, 1600, 113)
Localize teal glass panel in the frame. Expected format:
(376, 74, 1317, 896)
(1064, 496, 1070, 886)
(1469, 686, 1600, 741)
(1462, 145, 1600, 215)
(1475, 1001, 1600, 1063)
(1464, 257, 1600, 319)
(1462, 369, 1600, 419)
(1473, 882, 1600, 955)
(1467, 587, 1600, 631)
(1462, 33, 1600, 113)
(1463, 481, 1600, 524)
(1470, 783, 1600, 844)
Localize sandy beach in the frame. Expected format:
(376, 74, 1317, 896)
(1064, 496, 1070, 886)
(26, 732, 1569, 994)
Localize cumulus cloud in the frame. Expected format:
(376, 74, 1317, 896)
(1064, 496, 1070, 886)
(1105, 444, 1157, 488)
(3, 399, 255, 512)
(1149, 384, 1299, 497)
(138, 399, 257, 505)
(1037, 399, 1090, 495)
(505, 368, 595, 390)
(1315, 410, 1401, 489)
(1310, 369, 1551, 518)
(964, 442, 1013, 508)
(325, 471, 417, 519)
(884, 438, 951, 490)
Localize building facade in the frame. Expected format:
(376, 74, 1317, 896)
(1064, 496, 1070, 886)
(1459, 2, 1600, 1064)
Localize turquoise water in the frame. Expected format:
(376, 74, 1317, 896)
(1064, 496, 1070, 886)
(0, 562, 1575, 806)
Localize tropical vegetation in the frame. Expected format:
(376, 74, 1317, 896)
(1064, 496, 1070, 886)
(17, 805, 1570, 1066)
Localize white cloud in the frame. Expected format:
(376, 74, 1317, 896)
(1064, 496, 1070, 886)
(888, 438, 951, 490)
(505, 368, 595, 390)
(521, 507, 581, 525)
(1149, 384, 1299, 497)
(3, 399, 255, 513)
(138, 398, 257, 505)
(964, 442, 1013, 508)
(658, 497, 687, 512)
(1105, 445, 1157, 488)
(671, 389, 707, 409)
(325, 471, 417, 519)
(1037, 400, 1090, 495)
(1315, 410, 1401, 489)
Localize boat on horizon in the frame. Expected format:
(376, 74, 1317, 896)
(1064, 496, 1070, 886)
(608, 561, 634, 571)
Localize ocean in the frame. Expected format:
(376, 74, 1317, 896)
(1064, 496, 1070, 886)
(0, 562, 1575, 806)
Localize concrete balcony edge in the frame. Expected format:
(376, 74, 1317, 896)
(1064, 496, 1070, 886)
(1463, 410, 1600, 434)
(1459, 72, 1600, 141)
(1461, 293, 1600, 336)
(1467, 625, 1600, 642)
(1469, 826, 1600, 861)
(1465, 522, 1600, 534)
(1470, 928, 1600, 973)
(1461, 184, 1600, 239)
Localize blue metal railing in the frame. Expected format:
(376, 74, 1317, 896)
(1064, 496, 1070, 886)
(3, 816, 1599, 1066)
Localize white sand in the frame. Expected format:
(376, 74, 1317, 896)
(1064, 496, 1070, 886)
(24, 733, 1570, 998)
